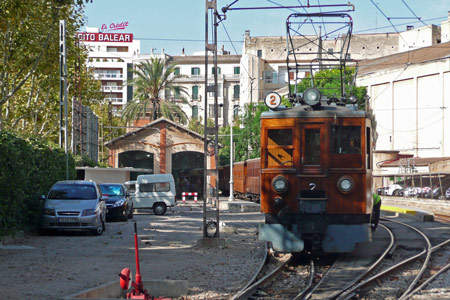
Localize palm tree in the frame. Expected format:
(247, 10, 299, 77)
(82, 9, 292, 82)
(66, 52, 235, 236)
(122, 58, 189, 124)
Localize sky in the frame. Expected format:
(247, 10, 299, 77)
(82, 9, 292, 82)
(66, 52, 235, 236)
(83, 0, 450, 56)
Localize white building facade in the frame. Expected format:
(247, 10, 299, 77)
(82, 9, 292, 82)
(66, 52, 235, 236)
(357, 42, 450, 158)
(77, 27, 142, 112)
(240, 22, 444, 105)
(168, 53, 241, 126)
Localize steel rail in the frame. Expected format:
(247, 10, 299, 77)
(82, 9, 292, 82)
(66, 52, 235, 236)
(231, 253, 293, 300)
(301, 256, 339, 300)
(336, 222, 450, 300)
(383, 218, 432, 300)
(293, 258, 315, 300)
(401, 239, 450, 300)
(325, 223, 395, 300)
(229, 242, 269, 300)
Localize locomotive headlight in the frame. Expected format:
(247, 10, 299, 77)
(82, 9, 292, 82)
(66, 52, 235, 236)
(272, 176, 288, 194)
(303, 87, 321, 107)
(337, 176, 355, 193)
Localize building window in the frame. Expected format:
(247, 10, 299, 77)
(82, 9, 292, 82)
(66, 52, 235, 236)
(191, 67, 200, 75)
(234, 66, 240, 74)
(174, 67, 180, 75)
(192, 105, 198, 119)
(192, 86, 199, 100)
(174, 87, 181, 98)
(212, 67, 221, 75)
(233, 85, 240, 99)
(257, 49, 262, 57)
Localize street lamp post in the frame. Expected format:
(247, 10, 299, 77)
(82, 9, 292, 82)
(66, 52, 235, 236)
(229, 123, 234, 201)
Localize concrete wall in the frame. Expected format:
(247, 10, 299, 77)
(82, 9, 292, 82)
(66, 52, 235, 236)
(84, 169, 129, 183)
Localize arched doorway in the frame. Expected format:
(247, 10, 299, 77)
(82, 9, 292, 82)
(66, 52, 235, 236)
(118, 151, 154, 180)
(172, 151, 204, 199)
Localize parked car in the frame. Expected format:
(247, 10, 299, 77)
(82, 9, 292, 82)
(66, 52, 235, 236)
(385, 184, 403, 196)
(430, 187, 442, 199)
(446, 187, 450, 200)
(126, 174, 176, 215)
(99, 183, 133, 221)
(376, 187, 388, 195)
(418, 186, 432, 198)
(40, 180, 107, 235)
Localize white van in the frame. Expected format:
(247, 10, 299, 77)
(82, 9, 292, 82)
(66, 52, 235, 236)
(125, 174, 176, 215)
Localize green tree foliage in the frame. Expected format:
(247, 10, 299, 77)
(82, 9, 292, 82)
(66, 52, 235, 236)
(0, 130, 76, 236)
(295, 67, 367, 108)
(188, 117, 214, 135)
(122, 58, 189, 124)
(219, 103, 269, 164)
(0, 0, 107, 141)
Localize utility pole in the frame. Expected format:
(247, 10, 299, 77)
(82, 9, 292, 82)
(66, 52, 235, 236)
(59, 20, 69, 180)
(199, 0, 224, 248)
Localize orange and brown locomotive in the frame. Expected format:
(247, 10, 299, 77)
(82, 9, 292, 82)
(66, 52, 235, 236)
(258, 89, 374, 253)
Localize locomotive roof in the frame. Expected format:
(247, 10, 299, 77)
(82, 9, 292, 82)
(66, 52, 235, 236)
(261, 103, 367, 118)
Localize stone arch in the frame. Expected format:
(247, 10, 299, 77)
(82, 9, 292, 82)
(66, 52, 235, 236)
(118, 151, 154, 179)
(172, 151, 204, 199)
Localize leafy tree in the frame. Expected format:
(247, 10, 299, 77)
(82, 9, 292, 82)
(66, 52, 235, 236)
(0, 0, 105, 142)
(188, 117, 214, 135)
(219, 103, 269, 164)
(122, 58, 189, 124)
(295, 67, 367, 108)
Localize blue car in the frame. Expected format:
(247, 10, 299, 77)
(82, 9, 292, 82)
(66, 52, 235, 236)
(99, 183, 133, 221)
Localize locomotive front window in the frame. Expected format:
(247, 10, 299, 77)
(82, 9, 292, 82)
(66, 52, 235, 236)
(267, 129, 293, 167)
(304, 129, 321, 164)
(268, 129, 292, 146)
(332, 126, 361, 154)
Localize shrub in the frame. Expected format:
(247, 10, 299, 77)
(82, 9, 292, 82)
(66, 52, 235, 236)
(0, 131, 75, 236)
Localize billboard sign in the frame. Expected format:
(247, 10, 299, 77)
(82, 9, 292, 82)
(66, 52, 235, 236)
(76, 32, 133, 43)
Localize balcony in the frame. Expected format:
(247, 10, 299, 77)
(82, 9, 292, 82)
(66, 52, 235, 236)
(102, 86, 123, 92)
(105, 97, 123, 103)
(94, 72, 124, 79)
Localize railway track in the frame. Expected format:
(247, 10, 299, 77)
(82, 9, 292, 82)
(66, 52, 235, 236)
(230, 218, 449, 300)
(336, 218, 450, 300)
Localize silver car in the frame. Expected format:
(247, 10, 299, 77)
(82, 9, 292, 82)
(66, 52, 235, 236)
(40, 180, 107, 235)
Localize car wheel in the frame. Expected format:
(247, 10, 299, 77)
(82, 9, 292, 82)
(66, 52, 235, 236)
(128, 205, 134, 219)
(153, 203, 167, 215)
(92, 217, 104, 236)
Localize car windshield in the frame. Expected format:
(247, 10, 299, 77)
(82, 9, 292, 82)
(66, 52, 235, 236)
(48, 184, 97, 200)
(99, 184, 124, 196)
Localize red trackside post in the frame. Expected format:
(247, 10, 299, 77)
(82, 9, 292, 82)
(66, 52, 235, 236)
(134, 221, 143, 292)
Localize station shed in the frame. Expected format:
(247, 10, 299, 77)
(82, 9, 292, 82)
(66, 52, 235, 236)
(105, 118, 210, 199)
(374, 151, 450, 194)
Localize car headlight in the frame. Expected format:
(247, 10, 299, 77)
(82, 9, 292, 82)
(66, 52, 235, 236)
(44, 208, 55, 216)
(82, 209, 96, 216)
(272, 176, 288, 194)
(113, 199, 125, 207)
(337, 176, 354, 193)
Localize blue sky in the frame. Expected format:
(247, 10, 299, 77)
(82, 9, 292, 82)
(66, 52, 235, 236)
(83, 0, 450, 56)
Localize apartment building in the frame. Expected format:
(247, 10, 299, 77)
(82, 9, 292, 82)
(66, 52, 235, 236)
(78, 26, 140, 112)
(240, 22, 444, 104)
(168, 51, 241, 126)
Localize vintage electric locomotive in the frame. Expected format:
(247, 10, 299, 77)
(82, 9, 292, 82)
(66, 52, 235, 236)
(258, 88, 374, 253)
(258, 11, 374, 253)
